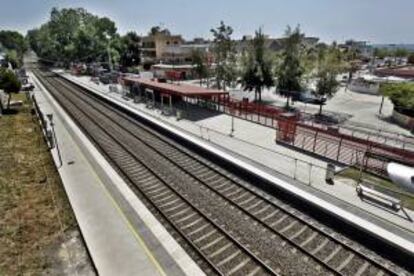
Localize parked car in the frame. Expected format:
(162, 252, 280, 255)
(20, 78, 35, 91)
(21, 82, 35, 91)
(294, 90, 326, 105)
(99, 71, 119, 84)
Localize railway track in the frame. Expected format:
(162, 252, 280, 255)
(34, 68, 411, 276)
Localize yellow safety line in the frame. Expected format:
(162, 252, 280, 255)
(37, 73, 168, 276)
(71, 134, 168, 276)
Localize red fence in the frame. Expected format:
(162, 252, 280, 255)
(284, 124, 414, 176)
(198, 96, 414, 177)
(212, 97, 296, 128)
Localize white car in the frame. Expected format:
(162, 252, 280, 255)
(22, 82, 35, 91)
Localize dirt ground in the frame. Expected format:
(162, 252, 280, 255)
(0, 93, 95, 275)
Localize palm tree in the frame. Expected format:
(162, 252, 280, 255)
(241, 28, 274, 102)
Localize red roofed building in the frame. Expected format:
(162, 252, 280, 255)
(375, 66, 414, 79)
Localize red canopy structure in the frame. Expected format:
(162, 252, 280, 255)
(122, 77, 229, 98)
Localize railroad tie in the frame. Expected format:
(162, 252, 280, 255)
(269, 214, 288, 227)
(186, 223, 209, 237)
(216, 250, 241, 267)
(175, 212, 197, 224)
(280, 221, 297, 233)
(208, 242, 232, 258)
(238, 195, 256, 206)
(227, 258, 251, 276)
(261, 210, 279, 221)
(300, 232, 318, 247)
(290, 225, 307, 240)
(169, 208, 191, 218)
(193, 229, 217, 243)
(225, 189, 242, 197)
(310, 237, 329, 255)
(336, 253, 354, 271)
(355, 261, 370, 276)
(181, 217, 204, 230)
(163, 202, 185, 212)
(323, 246, 341, 263)
(245, 266, 262, 276)
(200, 236, 225, 250)
(158, 198, 180, 208)
(252, 205, 270, 215)
(245, 200, 262, 211)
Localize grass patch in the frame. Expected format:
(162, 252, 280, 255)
(0, 92, 77, 275)
(336, 167, 414, 210)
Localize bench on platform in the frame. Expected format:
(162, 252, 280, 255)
(356, 184, 402, 211)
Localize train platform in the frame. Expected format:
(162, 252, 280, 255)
(28, 71, 205, 276)
(54, 70, 414, 256)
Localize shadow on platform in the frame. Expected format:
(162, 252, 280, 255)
(181, 103, 223, 122)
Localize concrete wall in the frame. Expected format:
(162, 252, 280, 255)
(349, 79, 380, 95)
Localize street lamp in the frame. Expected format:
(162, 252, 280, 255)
(105, 34, 113, 72)
(378, 76, 389, 115)
(229, 115, 235, 137)
(229, 104, 235, 137)
(46, 114, 63, 168)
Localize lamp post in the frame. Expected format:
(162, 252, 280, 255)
(105, 34, 113, 72)
(46, 114, 62, 168)
(229, 104, 235, 137)
(379, 95, 385, 115)
(378, 76, 389, 115)
(230, 115, 235, 137)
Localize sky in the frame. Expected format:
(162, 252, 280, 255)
(0, 0, 413, 44)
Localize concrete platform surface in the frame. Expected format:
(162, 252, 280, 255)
(56, 70, 414, 255)
(29, 71, 205, 276)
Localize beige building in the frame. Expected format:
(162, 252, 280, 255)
(141, 32, 184, 63)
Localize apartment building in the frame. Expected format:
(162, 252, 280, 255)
(141, 32, 184, 63)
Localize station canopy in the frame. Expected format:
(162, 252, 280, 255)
(122, 77, 229, 98)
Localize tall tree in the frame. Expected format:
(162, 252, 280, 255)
(0, 69, 21, 110)
(313, 46, 343, 115)
(191, 49, 208, 86)
(276, 25, 305, 109)
(343, 45, 360, 80)
(374, 47, 389, 59)
(5, 50, 20, 69)
(0, 31, 27, 54)
(241, 28, 274, 102)
(119, 32, 141, 69)
(393, 48, 409, 64)
(27, 7, 119, 66)
(210, 21, 237, 91)
(0, 30, 27, 68)
(149, 26, 170, 36)
(408, 53, 414, 65)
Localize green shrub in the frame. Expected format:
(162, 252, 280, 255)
(380, 82, 414, 116)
